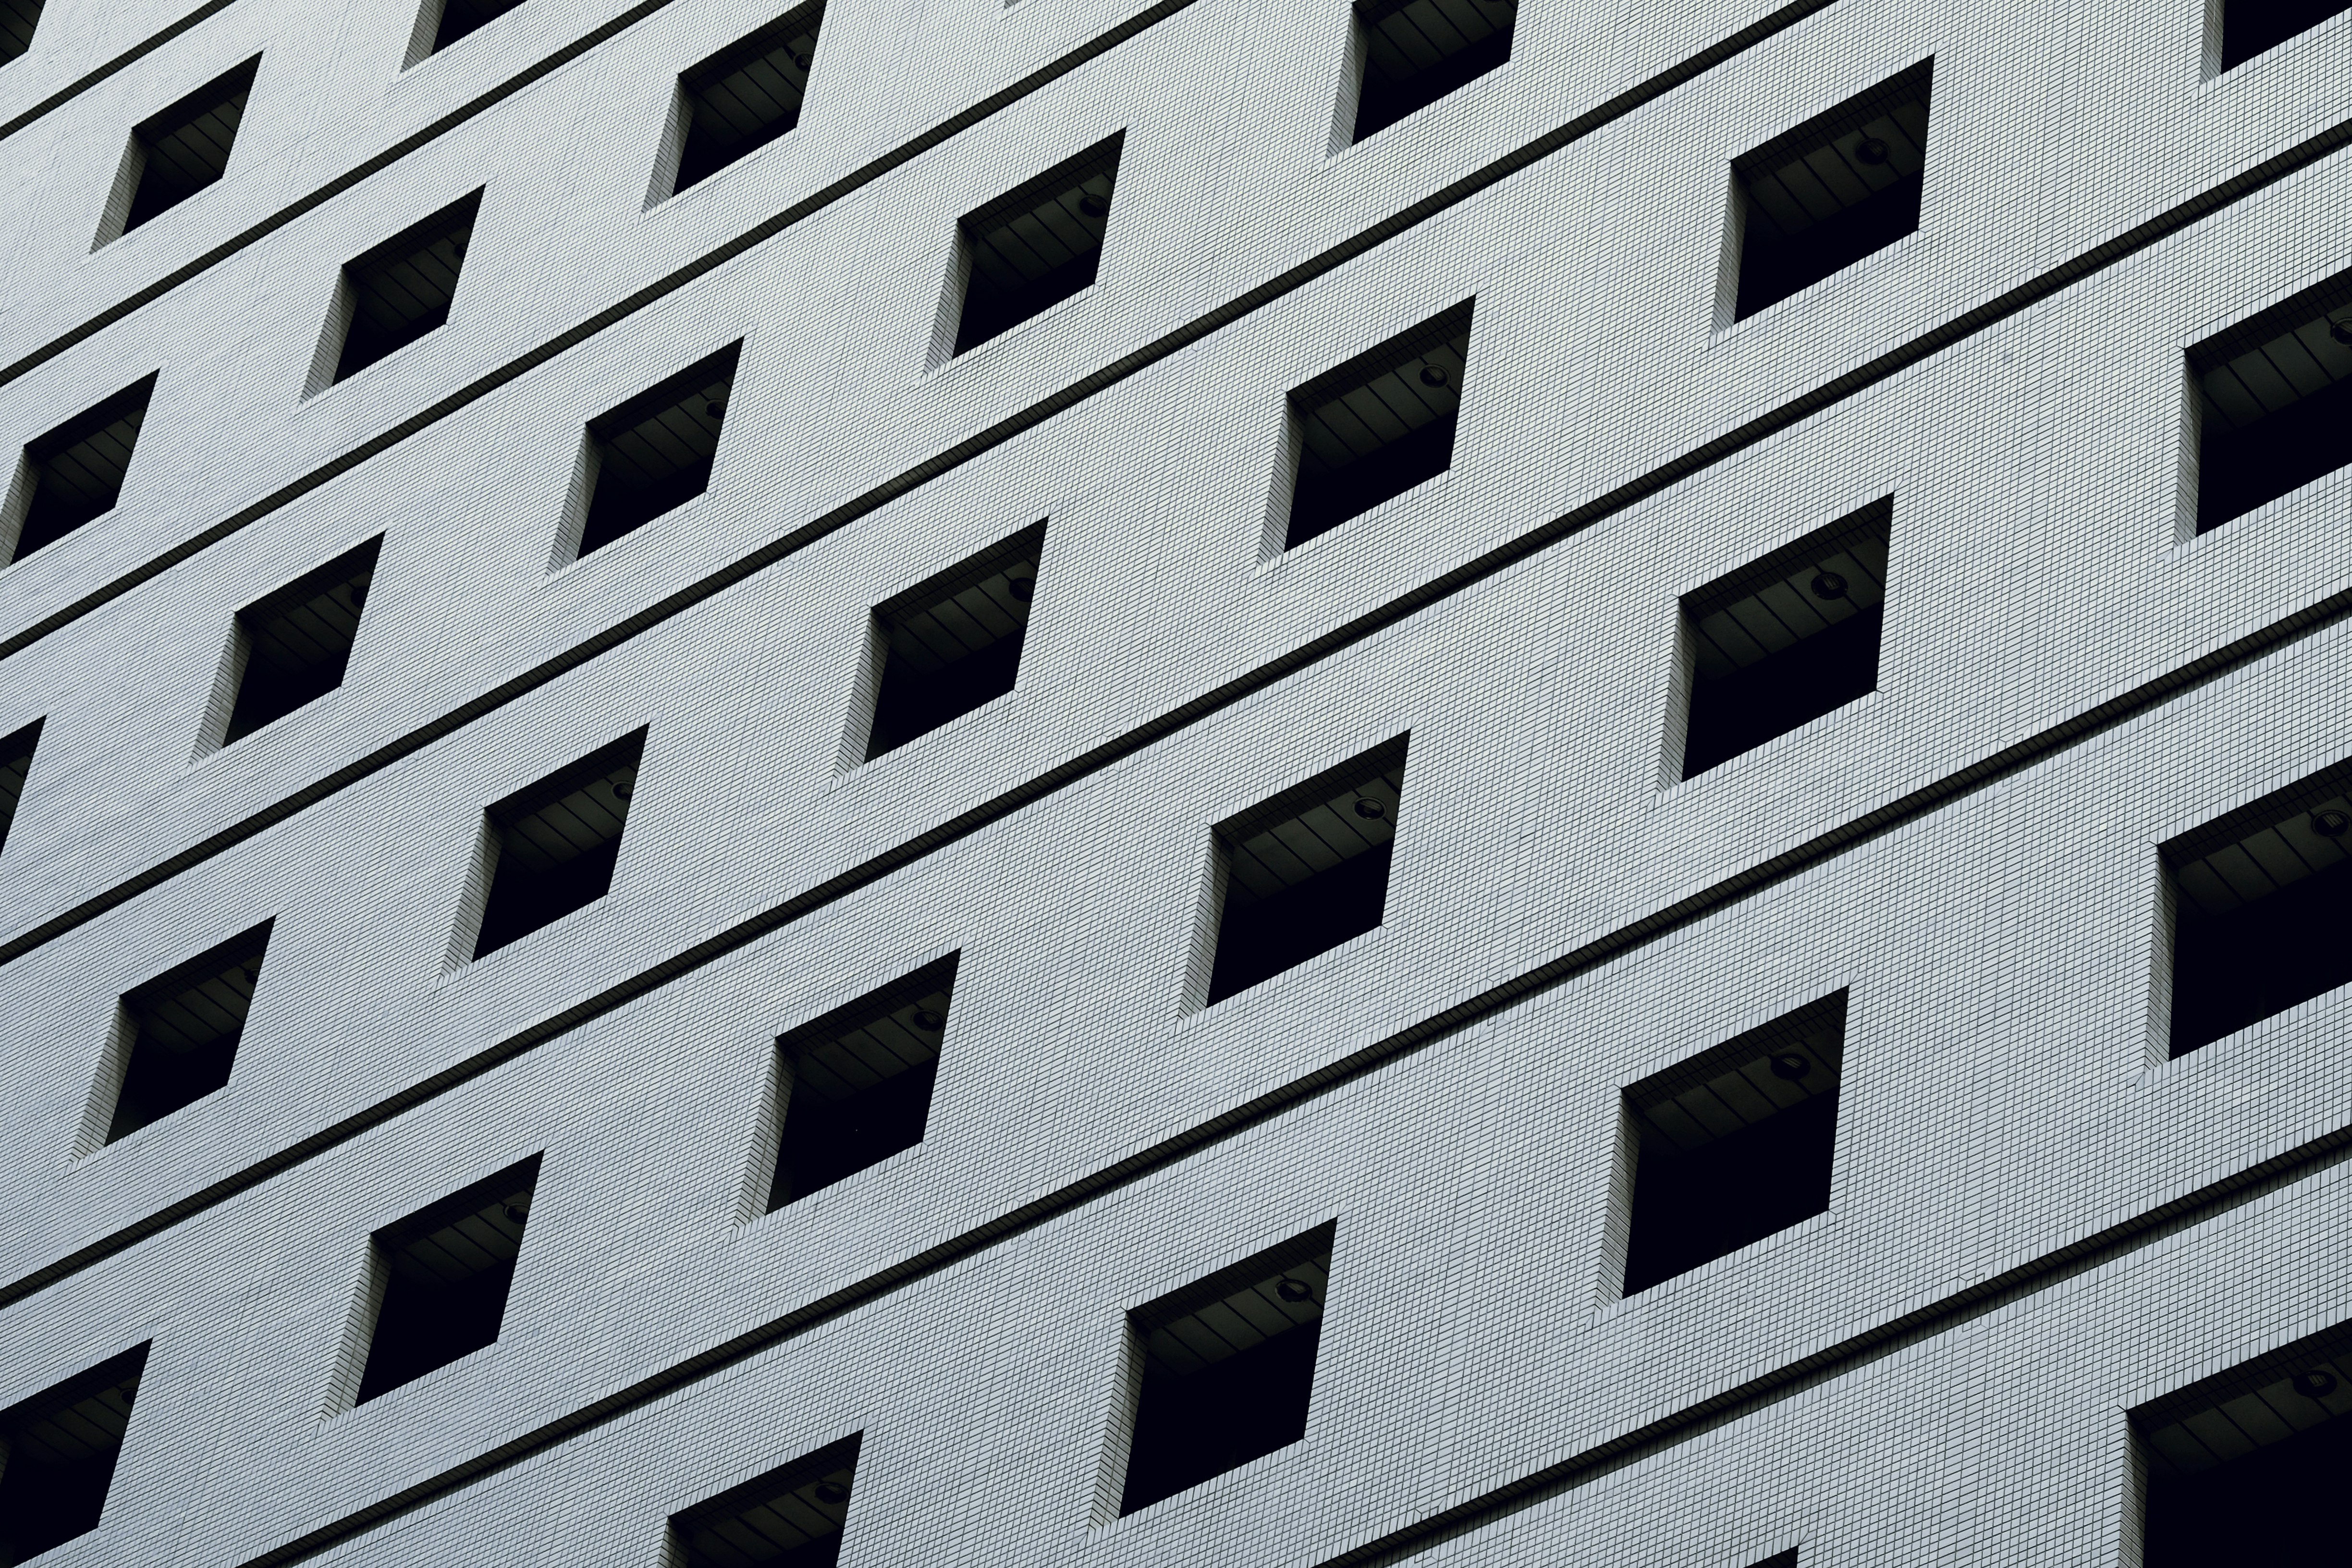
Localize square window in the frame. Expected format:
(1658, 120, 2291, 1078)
(1726, 61, 1932, 321)
(1346, 0, 1516, 144)
(1617, 993, 1845, 1297)
(407, 0, 527, 65)
(468, 731, 644, 960)
(1676, 498, 1889, 779)
(1202, 737, 1406, 1006)
(855, 523, 1043, 760)
(668, 1435, 860, 1568)
(100, 923, 272, 1144)
(95, 56, 258, 247)
(943, 136, 1122, 358)
(354, 1158, 539, 1403)
(1, 373, 157, 564)
(562, 343, 740, 563)
(311, 191, 481, 392)
(0, 718, 41, 854)
(0, 1346, 147, 1562)
(659, 3, 823, 202)
(2136, 1320, 2352, 1567)
(1116, 1227, 1333, 1515)
(768, 956, 957, 1207)
(2216, 0, 2351, 70)
(2187, 269, 2352, 533)
(214, 537, 380, 746)
(2162, 761, 2352, 1057)
(1278, 303, 1470, 551)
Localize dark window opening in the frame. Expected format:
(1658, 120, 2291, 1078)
(768, 957, 956, 1208)
(861, 524, 1042, 759)
(322, 191, 480, 388)
(1206, 737, 1405, 1005)
(2164, 764, 2352, 1057)
(1348, 0, 1516, 143)
(570, 343, 739, 561)
(0, 719, 41, 854)
(669, 1434, 860, 1568)
(1120, 1227, 1332, 1515)
(0, 0, 43, 65)
(2189, 270, 2352, 533)
(413, 0, 527, 61)
(665, 4, 822, 199)
(2218, 0, 2351, 70)
(355, 1158, 539, 1403)
(0, 1345, 147, 1564)
(471, 731, 644, 959)
(102, 56, 258, 245)
(221, 537, 381, 745)
(1678, 498, 1888, 778)
(2138, 1324, 2352, 1568)
(1619, 993, 1844, 1297)
(3, 373, 156, 565)
(103, 923, 272, 1144)
(1729, 61, 1932, 320)
(949, 136, 1122, 356)
(1282, 303, 1470, 550)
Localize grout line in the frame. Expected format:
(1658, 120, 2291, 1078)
(0, 0, 1854, 948)
(0, 0, 241, 144)
(4, 4, 2351, 1312)
(0, 0, 1228, 648)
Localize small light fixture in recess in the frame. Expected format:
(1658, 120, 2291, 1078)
(2291, 1369, 2339, 1399)
(503, 1202, 530, 1224)
(705, 400, 726, 420)
(2314, 809, 2350, 838)
(1418, 365, 1450, 389)
(1079, 192, 1111, 219)
(1276, 1276, 1315, 1303)
(1352, 797, 1387, 821)
(791, 50, 811, 69)
(1008, 576, 1036, 602)
(1769, 1053, 1813, 1081)
(611, 777, 636, 801)
(814, 1480, 851, 1505)
(1853, 136, 1890, 166)
(349, 577, 372, 608)
(2331, 320, 2352, 347)
(1810, 571, 1848, 601)
(912, 1007, 945, 1031)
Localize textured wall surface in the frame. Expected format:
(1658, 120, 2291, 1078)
(1, 0, 2349, 1564)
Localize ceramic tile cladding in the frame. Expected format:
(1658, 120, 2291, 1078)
(6, 1, 2352, 1566)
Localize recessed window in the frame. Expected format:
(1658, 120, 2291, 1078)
(0, 1345, 147, 1563)
(212, 537, 381, 747)
(1617, 993, 1844, 1297)
(2136, 1322, 2352, 1568)
(768, 956, 956, 1208)
(468, 730, 644, 960)
(2163, 761, 2352, 1057)
(657, 3, 823, 202)
(855, 523, 1043, 760)
(1117, 1226, 1333, 1515)
(355, 1157, 539, 1403)
(1345, 0, 1516, 144)
(668, 1435, 860, 1568)
(1726, 61, 1932, 321)
(561, 343, 740, 563)
(1278, 303, 1470, 551)
(1202, 737, 1406, 1006)
(406, 0, 527, 65)
(943, 135, 1122, 358)
(1676, 498, 1889, 779)
(94, 56, 258, 248)
(100, 923, 272, 1145)
(311, 190, 481, 392)
(2187, 270, 2352, 533)
(2216, 0, 2351, 70)
(1, 373, 157, 565)
(0, 0, 43, 66)
(0, 719, 41, 854)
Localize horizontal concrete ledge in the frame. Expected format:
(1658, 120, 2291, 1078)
(0, 0, 240, 146)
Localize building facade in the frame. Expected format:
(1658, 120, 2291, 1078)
(0, 0, 2349, 1563)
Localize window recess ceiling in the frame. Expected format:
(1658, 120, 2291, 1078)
(1348, 0, 1516, 143)
(2188, 266, 2352, 533)
(0, 1344, 148, 1564)
(471, 730, 644, 959)
(950, 135, 1122, 356)
(101, 56, 257, 245)
(221, 537, 380, 745)
(324, 191, 481, 387)
(669, 1434, 860, 1568)
(355, 1156, 539, 1403)
(1730, 60, 1932, 320)
(667, 3, 823, 198)
(1283, 302, 1471, 550)
(4, 373, 156, 565)
(769, 955, 957, 1208)
(105, 921, 272, 1144)
(571, 343, 739, 560)
(861, 523, 1042, 758)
